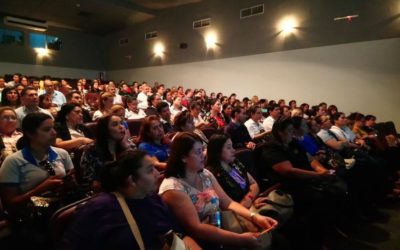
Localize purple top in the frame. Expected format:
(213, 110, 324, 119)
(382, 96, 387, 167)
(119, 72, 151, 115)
(60, 192, 182, 250)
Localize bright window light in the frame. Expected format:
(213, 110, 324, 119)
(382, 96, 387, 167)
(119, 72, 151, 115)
(153, 43, 164, 57)
(278, 16, 298, 35)
(35, 48, 50, 58)
(205, 32, 217, 49)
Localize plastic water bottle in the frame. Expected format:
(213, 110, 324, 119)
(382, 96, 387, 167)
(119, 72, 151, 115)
(209, 197, 221, 228)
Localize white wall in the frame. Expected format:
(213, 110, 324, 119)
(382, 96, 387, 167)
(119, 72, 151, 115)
(108, 38, 400, 128)
(0, 62, 102, 79)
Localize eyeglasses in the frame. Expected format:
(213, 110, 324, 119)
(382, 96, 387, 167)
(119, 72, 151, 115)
(0, 116, 17, 122)
(39, 160, 56, 176)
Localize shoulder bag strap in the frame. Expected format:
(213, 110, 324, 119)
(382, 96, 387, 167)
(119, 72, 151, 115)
(113, 192, 145, 250)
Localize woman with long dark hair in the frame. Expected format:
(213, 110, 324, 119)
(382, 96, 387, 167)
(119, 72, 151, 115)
(1, 87, 21, 109)
(80, 115, 135, 191)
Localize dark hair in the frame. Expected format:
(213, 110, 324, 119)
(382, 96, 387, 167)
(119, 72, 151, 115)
(100, 150, 147, 192)
(20, 86, 37, 97)
(189, 101, 201, 111)
(21, 112, 53, 146)
(248, 105, 260, 115)
(148, 93, 158, 106)
(139, 115, 161, 143)
(66, 91, 81, 102)
(291, 116, 304, 130)
(365, 115, 376, 121)
(206, 134, 230, 171)
(231, 107, 243, 119)
(174, 110, 193, 132)
(95, 115, 124, 160)
(289, 100, 296, 106)
(330, 112, 344, 124)
(1, 87, 21, 107)
(165, 132, 203, 178)
(268, 103, 280, 113)
(56, 103, 81, 124)
(39, 94, 52, 109)
(156, 101, 169, 114)
(271, 117, 293, 142)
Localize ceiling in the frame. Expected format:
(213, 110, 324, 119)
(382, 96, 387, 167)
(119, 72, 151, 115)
(0, 0, 201, 35)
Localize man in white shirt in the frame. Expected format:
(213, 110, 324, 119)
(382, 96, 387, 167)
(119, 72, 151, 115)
(39, 78, 66, 107)
(330, 112, 364, 148)
(244, 106, 269, 141)
(5, 73, 21, 88)
(137, 83, 150, 110)
(262, 104, 281, 132)
(107, 85, 123, 105)
(15, 87, 53, 128)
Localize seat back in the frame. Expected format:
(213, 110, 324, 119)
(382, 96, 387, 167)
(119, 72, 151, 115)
(201, 126, 223, 139)
(83, 122, 98, 136)
(49, 196, 93, 246)
(127, 119, 144, 137)
(234, 148, 256, 178)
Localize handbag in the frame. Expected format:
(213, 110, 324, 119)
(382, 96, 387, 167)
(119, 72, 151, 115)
(221, 211, 271, 250)
(113, 192, 188, 250)
(252, 189, 294, 227)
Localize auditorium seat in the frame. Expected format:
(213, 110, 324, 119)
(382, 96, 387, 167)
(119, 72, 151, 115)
(234, 148, 256, 178)
(201, 126, 223, 139)
(127, 119, 144, 136)
(84, 122, 98, 136)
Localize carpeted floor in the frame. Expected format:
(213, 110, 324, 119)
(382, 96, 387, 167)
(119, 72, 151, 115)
(325, 200, 400, 250)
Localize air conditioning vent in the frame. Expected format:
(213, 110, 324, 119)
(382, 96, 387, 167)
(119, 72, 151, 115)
(145, 31, 158, 40)
(119, 38, 129, 46)
(240, 4, 264, 19)
(4, 16, 48, 32)
(193, 18, 211, 29)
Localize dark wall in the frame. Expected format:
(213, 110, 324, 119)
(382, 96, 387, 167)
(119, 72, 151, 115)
(103, 0, 400, 70)
(0, 23, 105, 70)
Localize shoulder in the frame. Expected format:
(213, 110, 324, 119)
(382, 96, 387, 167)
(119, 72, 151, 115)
(159, 177, 185, 195)
(51, 146, 70, 158)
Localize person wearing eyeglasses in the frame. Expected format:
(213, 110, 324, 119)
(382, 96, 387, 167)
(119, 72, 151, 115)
(0, 107, 23, 166)
(0, 112, 74, 220)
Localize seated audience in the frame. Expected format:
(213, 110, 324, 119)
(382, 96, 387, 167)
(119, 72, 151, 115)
(1, 87, 21, 109)
(159, 132, 277, 249)
(204, 99, 226, 129)
(15, 87, 53, 128)
(39, 78, 66, 107)
(125, 96, 146, 120)
(61, 150, 200, 250)
(157, 102, 175, 134)
(225, 107, 256, 150)
(55, 104, 94, 151)
(170, 96, 187, 121)
(66, 91, 92, 123)
(221, 103, 233, 125)
(245, 106, 269, 142)
(107, 84, 123, 105)
(262, 104, 281, 132)
(145, 93, 162, 116)
(138, 115, 170, 171)
(92, 92, 114, 121)
(137, 83, 150, 110)
(39, 93, 59, 118)
(173, 110, 208, 145)
(190, 101, 207, 128)
(80, 115, 135, 190)
(0, 107, 23, 165)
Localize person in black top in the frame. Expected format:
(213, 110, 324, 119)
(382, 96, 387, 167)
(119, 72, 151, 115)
(156, 102, 175, 134)
(66, 91, 92, 123)
(225, 107, 256, 150)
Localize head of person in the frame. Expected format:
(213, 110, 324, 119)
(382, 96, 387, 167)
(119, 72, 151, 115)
(107, 85, 117, 96)
(365, 115, 376, 127)
(280, 106, 291, 118)
(291, 116, 309, 137)
(291, 108, 303, 118)
(165, 132, 204, 178)
(99, 92, 114, 111)
(15, 84, 25, 95)
(96, 115, 127, 149)
(268, 104, 281, 119)
(300, 103, 309, 112)
(289, 100, 297, 109)
(126, 96, 138, 111)
(111, 104, 126, 119)
(174, 110, 195, 132)
(21, 112, 56, 149)
(44, 78, 55, 94)
(315, 115, 332, 130)
(156, 84, 165, 95)
(189, 101, 202, 117)
(172, 96, 182, 108)
(271, 117, 294, 145)
(278, 99, 286, 107)
(206, 134, 235, 169)
(229, 93, 237, 103)
(307, 119, 321, 135)
(248, 105, 262, 122)
(327, 105, 338, 116)
(56, 103, 83, 127)
(222, 103, 233, 116)
(331, 112, 346, 127)
(20, 87, 39, 108)
(1, 87, 20, 107)
(139, 115, 165, 143)
(66, 91, 83, 106)
(0, 76, 5, 88)
(0, 107, 18, 135)
(39, 94, 53, 109)
(21, 76, 29, 86)
(210, 99, 221, 113)
(163, 89, 172, 102)
(156, 102, 171, 121)
(12, 73, 21, 83)
(148, 93, 162, 107)
(231, 107, 247, 124)
(100, 150, 160, 197)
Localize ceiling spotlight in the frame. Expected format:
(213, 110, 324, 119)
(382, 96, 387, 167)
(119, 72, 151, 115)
(333, 14, 359, 22)
(153, 43, 164, 57)
(279, 16, 297, 35)
(35, 48, 50, 58)
(205, 32, 217, 49)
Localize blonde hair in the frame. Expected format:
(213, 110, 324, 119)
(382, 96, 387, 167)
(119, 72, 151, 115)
(99, 92, 114, 111)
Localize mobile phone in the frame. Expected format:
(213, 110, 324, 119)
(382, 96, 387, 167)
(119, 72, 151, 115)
(258, 226, 274, 237)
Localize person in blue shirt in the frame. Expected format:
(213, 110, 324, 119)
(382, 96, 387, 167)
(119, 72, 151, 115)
(138, 115, 170, 171)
